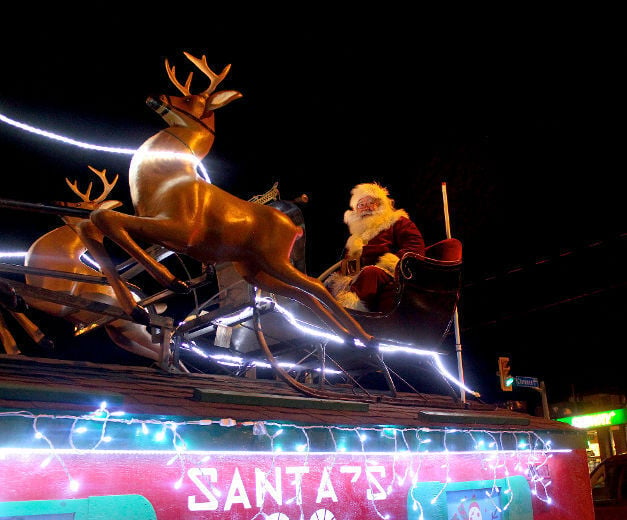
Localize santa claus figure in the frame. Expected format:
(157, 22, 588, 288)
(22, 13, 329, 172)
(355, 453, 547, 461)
(324, 182, 425, 312)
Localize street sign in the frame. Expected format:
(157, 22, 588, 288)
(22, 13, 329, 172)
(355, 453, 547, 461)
(514, 376, 539, 388)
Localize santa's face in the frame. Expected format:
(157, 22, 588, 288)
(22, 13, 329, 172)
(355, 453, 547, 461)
(356, 196, 381, 218)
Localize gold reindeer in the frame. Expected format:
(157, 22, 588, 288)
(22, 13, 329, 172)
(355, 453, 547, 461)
(80, 52, 376, 349)
(0, 166, 165, 361)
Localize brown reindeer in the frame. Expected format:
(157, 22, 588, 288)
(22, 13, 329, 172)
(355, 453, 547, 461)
(0, 166, 165, 361)
(81, 52, 376, 349)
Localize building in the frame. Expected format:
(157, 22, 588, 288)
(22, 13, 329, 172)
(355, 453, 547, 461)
(554, 392, 627, 471)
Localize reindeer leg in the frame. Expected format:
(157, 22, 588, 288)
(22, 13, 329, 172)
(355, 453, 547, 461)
(9, 311, 55, 352)
(0, 311, 20, 355)
(286, 271, 376, 349)
(240, 263, 375, 349)
(75, 219, 151, 324)
(89, 210, 189, 294)
(246, 269, 354, 341)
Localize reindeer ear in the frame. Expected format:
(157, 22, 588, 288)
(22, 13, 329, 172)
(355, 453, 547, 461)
(205, 90, 243, 113)
(99, 200, 123, 210)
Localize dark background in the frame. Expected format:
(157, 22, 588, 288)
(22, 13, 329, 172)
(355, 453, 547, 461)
(0, 11, 624, 406)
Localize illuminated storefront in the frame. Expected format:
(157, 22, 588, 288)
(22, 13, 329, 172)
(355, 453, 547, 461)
(558, 407, 627, 471)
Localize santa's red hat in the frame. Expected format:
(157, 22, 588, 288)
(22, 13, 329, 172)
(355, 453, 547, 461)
(348, 182, 394, 210)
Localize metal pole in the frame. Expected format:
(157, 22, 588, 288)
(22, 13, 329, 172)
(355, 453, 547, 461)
(538, 380, 550, 420)
(441, 182, 466, 403)
(0, 198, 92, 218)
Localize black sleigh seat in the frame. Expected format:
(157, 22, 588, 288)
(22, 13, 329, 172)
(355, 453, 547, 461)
(343, 238, 463, 349)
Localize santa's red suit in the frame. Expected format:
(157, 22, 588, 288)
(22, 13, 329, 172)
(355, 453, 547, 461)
(325, 183, 425, 312)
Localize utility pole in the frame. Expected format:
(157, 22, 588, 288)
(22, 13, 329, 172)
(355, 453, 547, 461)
(537, 381, 551, 420)
(441, 182, 465, 403)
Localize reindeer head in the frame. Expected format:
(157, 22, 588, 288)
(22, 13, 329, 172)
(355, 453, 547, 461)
(147, 52, 243, 129)
(60, 165, 122, 212)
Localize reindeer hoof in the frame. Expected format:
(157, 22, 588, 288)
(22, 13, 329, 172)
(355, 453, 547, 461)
(130, 305, 152, 325)
(364, 337, 379, 352)
(168, 279, 191, 294)
(0, 284, 28, 313)
(37, 337, 55, 352)
(13, 295, 29, 313)
(354, 335, 378, 351)
(345, 335, 378, 351)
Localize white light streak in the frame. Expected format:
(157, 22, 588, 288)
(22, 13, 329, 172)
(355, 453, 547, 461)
(269, 298, 480, 397)
(0, 112, 135, 154)
(0, 112, 211, 181)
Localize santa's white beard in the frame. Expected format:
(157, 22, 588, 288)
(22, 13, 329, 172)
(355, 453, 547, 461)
(346, 206, 396, 237)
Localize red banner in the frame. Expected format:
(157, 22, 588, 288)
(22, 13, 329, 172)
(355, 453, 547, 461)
(0, 448, 593, 519)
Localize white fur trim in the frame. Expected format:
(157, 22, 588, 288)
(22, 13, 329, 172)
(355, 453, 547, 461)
(324, 272, 353, 296)
(344, 208, 409, 254)
(335, 289, 369, 311)
(349, 183, 391, 210)
(376, 252, 400, 276)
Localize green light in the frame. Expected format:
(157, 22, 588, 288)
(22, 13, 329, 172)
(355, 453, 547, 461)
(558, 408, 627, 428)
(505, 377, 514, 387)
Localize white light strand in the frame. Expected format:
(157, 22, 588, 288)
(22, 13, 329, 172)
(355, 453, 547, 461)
(265, 298, 480, 397)
(391, 429, 411, 489)
(0, 111, 211, 181)
(0, 407, 563, 514)
(176, 295, 475, 396)
(32, 412, 79, 492)
(356, 427, 388, 519)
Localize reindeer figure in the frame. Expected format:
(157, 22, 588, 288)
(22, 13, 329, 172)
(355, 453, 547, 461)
(0, 166, 164, 361)
(82, 52, 376, 348)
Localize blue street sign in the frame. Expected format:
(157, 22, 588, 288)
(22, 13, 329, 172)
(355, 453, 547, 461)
(514, 376, 539, 388)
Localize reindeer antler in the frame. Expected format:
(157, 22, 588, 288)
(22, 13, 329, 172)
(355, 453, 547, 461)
(165, 53, 232, 98)
(65, 166, 119, 203)
(164, 60, 194, 96)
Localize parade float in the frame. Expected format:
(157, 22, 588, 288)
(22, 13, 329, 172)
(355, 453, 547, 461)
(0, 52, 594, 519)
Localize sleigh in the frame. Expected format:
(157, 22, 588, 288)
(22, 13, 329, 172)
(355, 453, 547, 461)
(164, 195, 466, 402)
(0, 186, 467, 404)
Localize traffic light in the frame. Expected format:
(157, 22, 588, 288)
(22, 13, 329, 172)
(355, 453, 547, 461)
(498, 356, 513, 391)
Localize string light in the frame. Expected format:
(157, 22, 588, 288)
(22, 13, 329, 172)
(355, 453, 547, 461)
(0, 111, 211, 181)
(181, 295, 480, 398)
(0, 404, 567, 519)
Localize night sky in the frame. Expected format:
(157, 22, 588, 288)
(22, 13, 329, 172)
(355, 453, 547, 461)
(0, 13, 624, 406)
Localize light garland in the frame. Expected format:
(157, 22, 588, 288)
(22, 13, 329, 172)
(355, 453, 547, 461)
(181, 295, 480, 397)
(0, 404, 562, 516)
